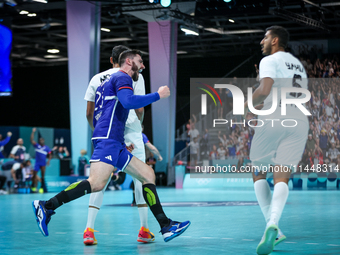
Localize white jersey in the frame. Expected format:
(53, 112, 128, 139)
(84, 68, 145, 133)
(259, 51, 308, 121)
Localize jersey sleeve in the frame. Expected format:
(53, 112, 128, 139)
(259, 56, 277, 80)
(10, 145, 17, 155)
(46, 146, 51, 153)
(142, 133, 149, 144)
(0, 136, 10, 146)
(116, 74, 134, 92)
(84, 75, 100, 102)
(33, 143, 39, 149)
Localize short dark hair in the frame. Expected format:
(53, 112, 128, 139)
(266, 26, 289, 48)
(111, 45, 130, 64)
(118, 49, 143, 67)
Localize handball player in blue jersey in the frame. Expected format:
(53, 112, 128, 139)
(30, 128, 51, 193)
(33, 50, 190, 242)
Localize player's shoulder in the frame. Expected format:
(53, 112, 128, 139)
(91, 68, 119, 83)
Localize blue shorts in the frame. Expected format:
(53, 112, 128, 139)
(90, 139, 133, 171)
(34, 162, 46, 171)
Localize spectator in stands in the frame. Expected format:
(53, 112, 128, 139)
(328, 142, 339, 163)
(9, 138, 26, 163)
(314, 146, 324, 165)
(227, 139, 236, 157)
(189, 137, 199, 166)
(209, 144, 218, 160)
(200, 129, 209, 160)
(319, 129, 328, 157)
(306, 134, 316, 152)
(78, 149, 89, 176)
(52, 146, 70, 159)
(0, 132, 12, 158)
(11, 160, 32, 189)
(304, 151, 314, 168)
(218, 131, 228, 147)
(217, 142, 227, 160)
(188, 123, 199, 140)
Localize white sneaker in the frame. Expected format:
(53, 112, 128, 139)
(0, 189, 8, 195)
(256, 223, 278, 255)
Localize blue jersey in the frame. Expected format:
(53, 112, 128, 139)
(34, 143, 51, 163)
(92, 71, 133, 143)
(142, 133, 149, 144)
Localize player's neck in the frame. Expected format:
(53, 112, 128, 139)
(120, 66, 133, 78)
(271, 47, 285, 55)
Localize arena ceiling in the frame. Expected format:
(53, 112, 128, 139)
(1, 0, 340, 67)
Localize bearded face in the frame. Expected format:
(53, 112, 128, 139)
(260, 31, 273, 56)
(131, 61, 139, 82)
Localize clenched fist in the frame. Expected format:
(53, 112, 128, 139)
(157, 86, 170, 99)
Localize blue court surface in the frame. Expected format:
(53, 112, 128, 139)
(0, 188, 339, 255)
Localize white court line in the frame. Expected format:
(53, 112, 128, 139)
(35, 232, 40, 234)
(55, 232, 67, 234)
(0, 231, 4, 233)
(201, 237, 214, 239)
(14, 231, 24, 233)
(284, 242, 296, 244)
(306, 243, 319, 245)
(117, 234, 129, 236)
(242, 239, 255, 241)
(327, 244, 340, 247)
(222, 238, 234, 240)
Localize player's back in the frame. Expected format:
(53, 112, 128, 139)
(92, 71, 132, 143)
(259, 51, 308, 121)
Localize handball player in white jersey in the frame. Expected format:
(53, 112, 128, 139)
(83, 45, 155, 244)
(244, 26, 309, 255)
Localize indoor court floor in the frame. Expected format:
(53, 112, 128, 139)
(0, 187, 339, 255)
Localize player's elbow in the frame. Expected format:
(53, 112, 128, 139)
(120, 100, 135, 110)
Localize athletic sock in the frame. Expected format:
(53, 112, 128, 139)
(269, 182, 289, 226)
(45, 180, 92, 210)
(254, 179, 272, 223)
(85, 178, 111, 230)
(142, 183, 169, 228)
(138, 206, 149, 229)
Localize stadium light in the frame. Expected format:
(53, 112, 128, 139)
(160, 0, 171, 7)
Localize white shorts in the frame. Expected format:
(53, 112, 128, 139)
(124, 132, 145, 163)
(249, 118, 308, 168)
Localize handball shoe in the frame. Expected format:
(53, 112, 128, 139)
(137, 226, 155, 243)
(161, 219, 190, 242)
(256, 224, 278, 255)
(83, 228, 98, 245)
(274, 229, 286, 246)
(32, 200, 55, 237)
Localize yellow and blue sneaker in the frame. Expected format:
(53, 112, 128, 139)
(137, 226, 155, 243)
(83, 228, 98, 245)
